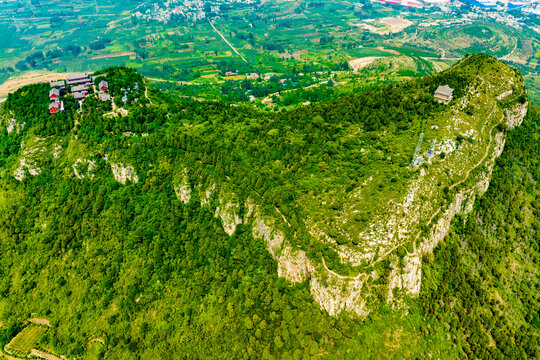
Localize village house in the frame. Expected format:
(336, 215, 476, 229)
(434, 85, 454, 104)
(73, 91, 87, 101)
(99, 80, 109, 92)
(49, 101, 64, 114)
(49, 88, 60, 101)
(72, 84, 88, 93)
(50, 80, 65, 89)
(66, 73, 92, 86)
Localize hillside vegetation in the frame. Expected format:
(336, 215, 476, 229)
(0, 55, 537, 359)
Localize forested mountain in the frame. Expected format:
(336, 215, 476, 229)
(0, 55, 537, 359)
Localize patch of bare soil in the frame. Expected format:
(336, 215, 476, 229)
(278, 50, 307, 60)
(376, 46, 400, 55)
(27, 318, 50, 327)
(29, 349, 63, 360)
(0, 71, 77, 99)
(356, 17, 413, 35)
(348, 57, 381, 72)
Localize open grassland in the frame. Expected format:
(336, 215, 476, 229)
(6, 325, 47, 355)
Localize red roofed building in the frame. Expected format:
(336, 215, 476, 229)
(379, 0, 423, 7)
(49, 101, 63, 114)
(49, 88, 60, 101)
(99, 80, 109, 92)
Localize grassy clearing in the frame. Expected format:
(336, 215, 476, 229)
(345, 47, 394, 58)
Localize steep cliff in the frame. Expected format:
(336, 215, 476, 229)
(0, 56, 528, 320)
(272, 81, 528, 316)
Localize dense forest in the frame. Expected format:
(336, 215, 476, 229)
(0, 56, 537, 359)
(419, 104, 540, 359)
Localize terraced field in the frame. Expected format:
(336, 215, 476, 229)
(5, 325, 47, 356)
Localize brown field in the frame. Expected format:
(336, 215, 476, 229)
(299, 32, 320, 37)
(376, 46, 401, 55)
(0, 70, 79, 99)
(90, 51, 136, 60)
(29, 349, 62, 360)
(6, 325, 48, 355)
(355, 17, 413, 35)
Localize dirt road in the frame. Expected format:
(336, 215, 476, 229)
(209, 20, 248, 64)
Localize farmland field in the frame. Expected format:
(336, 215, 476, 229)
(0, 70, 74, 98)
(0, 0, 540, 104)
(0, 0, 538, 104)
(6, 325, 48, 355)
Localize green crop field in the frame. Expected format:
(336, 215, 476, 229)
(6, 325, 48, 355)
(0, 0, 538, 103)
(346, 47, 393, 58)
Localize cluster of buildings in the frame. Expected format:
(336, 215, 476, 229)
(379, 0, 424, 8)
(48, 73, 110, 114)
(48, 85, 64, 114)
(132, 0, 257, 23)
(375, 0, 539, 13)
(462, 0, 538, 9)
(121, 82, 139, 104)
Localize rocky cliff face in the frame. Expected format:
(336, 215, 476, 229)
(279, 101, 527, 316)
(110, 163, 139, 184)
(6, 101, 524, 318)
(1, 59, 527, 319)
(159, 97, 524, 317)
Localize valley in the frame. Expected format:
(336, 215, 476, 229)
(1, 0, 539, 106)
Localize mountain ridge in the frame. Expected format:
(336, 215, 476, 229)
(0, 54, 536, 359)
